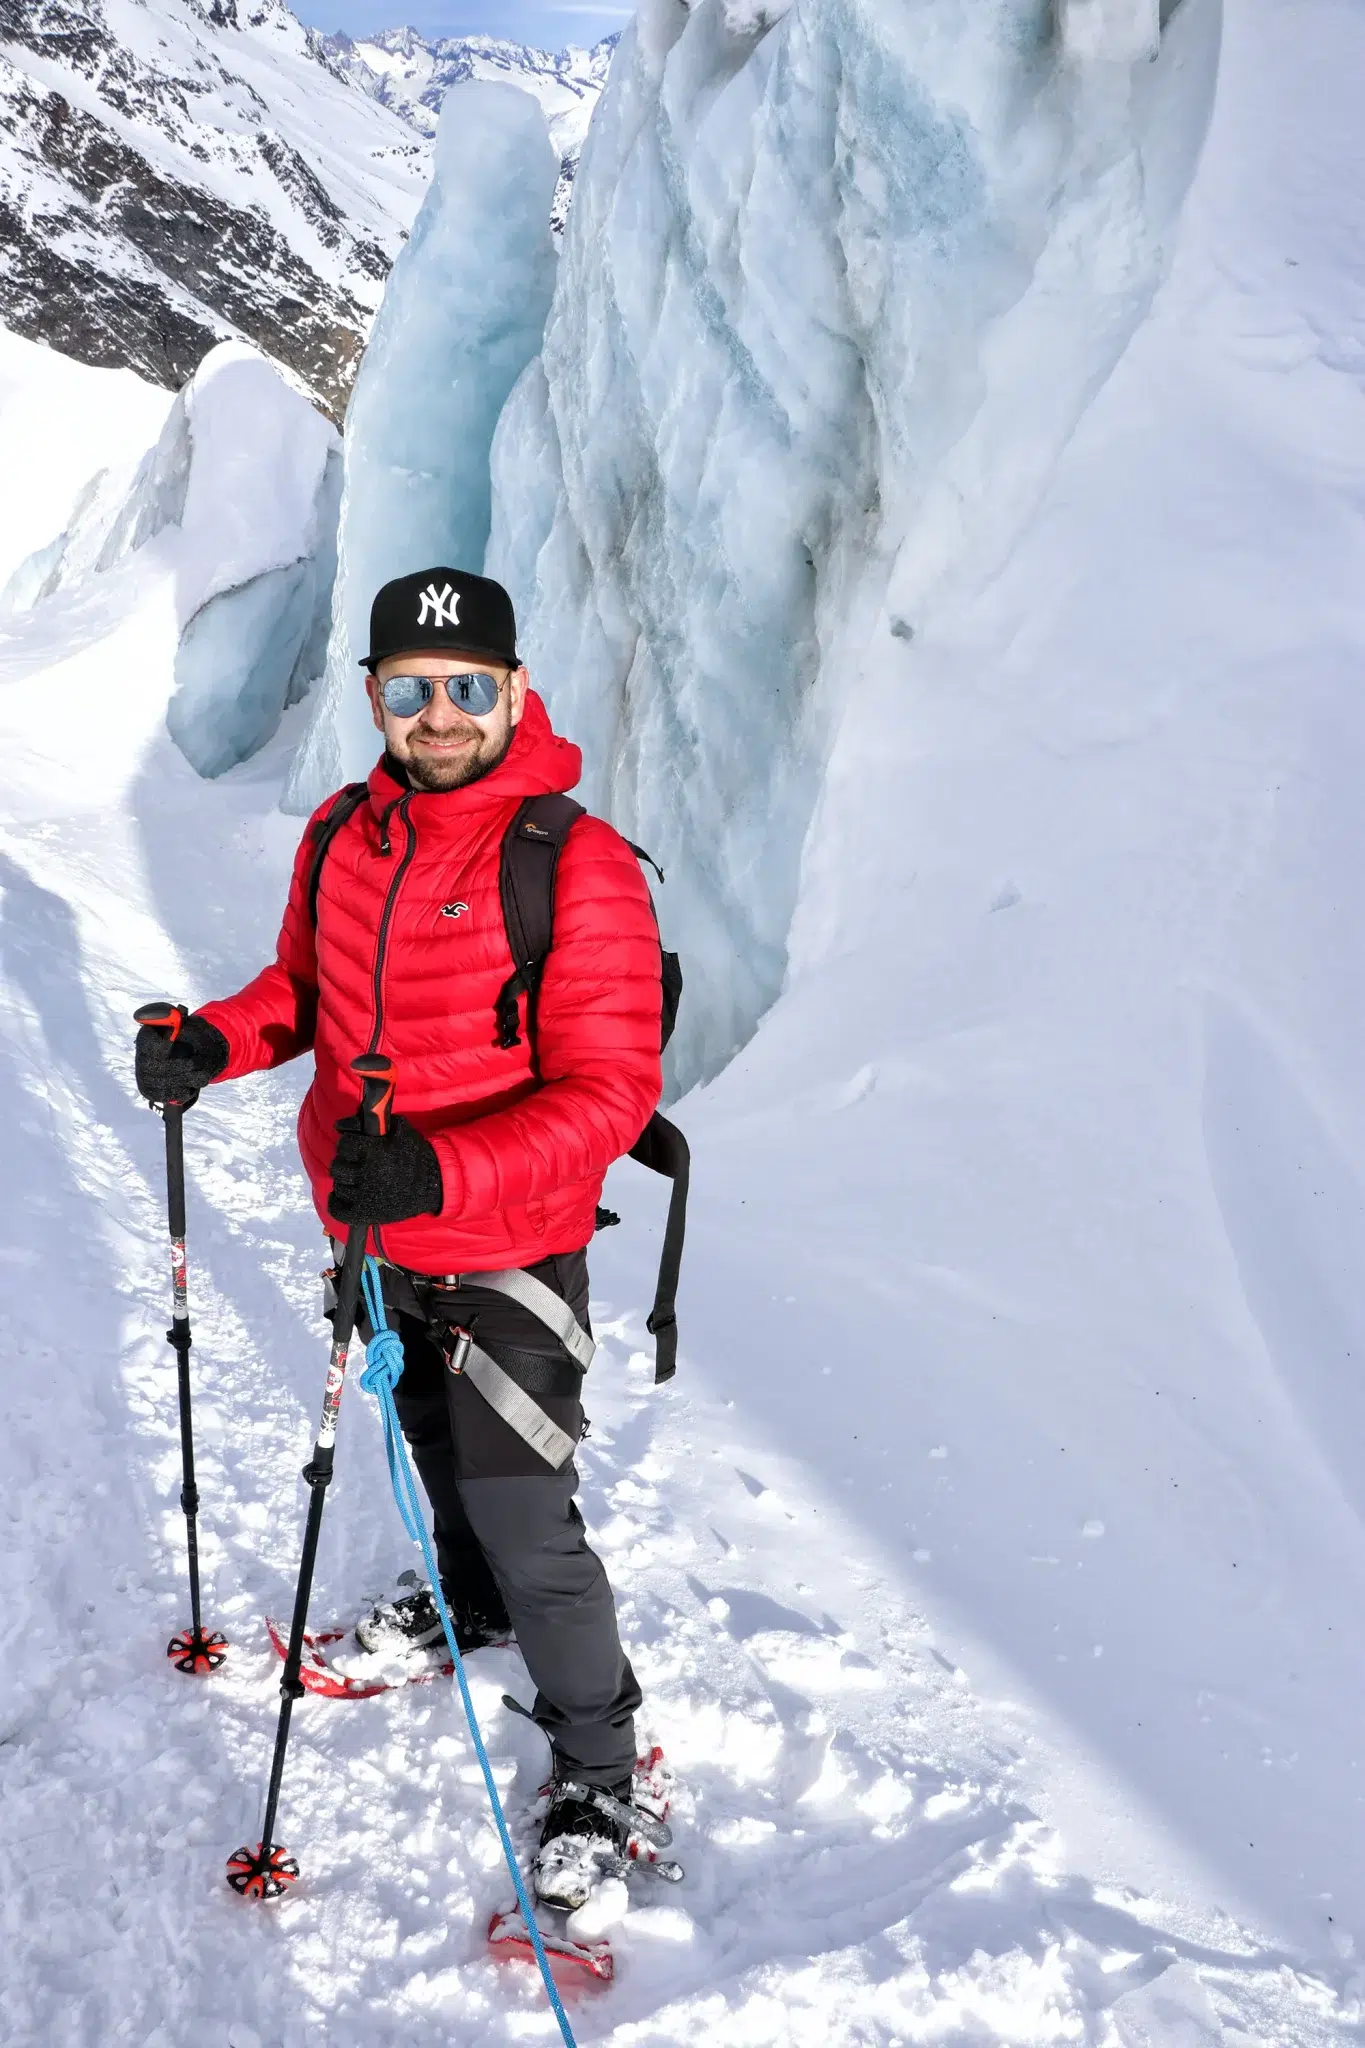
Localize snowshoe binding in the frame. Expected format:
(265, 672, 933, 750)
(533, 1775, 636, 1913)
(266, 1572, 512, 1701)
(488, 1747, 682, 1986)
(355, 1570, 512, 1658)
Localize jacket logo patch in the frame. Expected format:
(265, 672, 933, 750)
(441, 901, 470, 920)
(418, 581, 461, 629)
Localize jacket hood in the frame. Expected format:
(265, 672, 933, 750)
(366, 688, 582, 816)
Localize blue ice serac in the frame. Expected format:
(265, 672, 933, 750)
(284, 81, 560, 810)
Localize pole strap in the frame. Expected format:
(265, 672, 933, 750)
(358, 1261, 579, 2048)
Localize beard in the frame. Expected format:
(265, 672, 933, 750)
(394, 713, 515, 792)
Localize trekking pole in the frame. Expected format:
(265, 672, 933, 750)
(226, 1051, 396, 1900)
(134, 1000, 227, 1678)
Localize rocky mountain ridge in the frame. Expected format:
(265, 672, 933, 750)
(0, 1, 613, 418)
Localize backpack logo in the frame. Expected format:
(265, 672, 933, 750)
(441, 901, 470, 920)
(418, 582, 461, 630)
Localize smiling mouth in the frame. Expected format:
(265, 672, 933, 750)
(413, 731, 477, 750)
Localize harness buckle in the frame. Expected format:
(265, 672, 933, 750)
(443, 1325, 474, 1377)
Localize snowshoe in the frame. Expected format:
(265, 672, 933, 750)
(487, 1747, 683, 1986)
(486, 1905, 617, 1986)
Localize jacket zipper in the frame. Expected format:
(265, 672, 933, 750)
(366, 793, 417, 1261)
(369, 794, 416, 1054)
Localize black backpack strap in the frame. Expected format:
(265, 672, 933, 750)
(628, 1110, 690, 1384)
(306, 781, 369, 928)
(496, 798, 689, 1383)
(495, 793, 586, 1054)
(624, 840, 666, 887)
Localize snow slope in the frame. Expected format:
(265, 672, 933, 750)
(0, 0, 1364, 2042)
(0, 326, 171, 578)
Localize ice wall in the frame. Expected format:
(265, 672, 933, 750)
(168, 442, 341, 777)
(284, 80, 559, 811)
(166, 345, 340, 776)
(485, 0, 1221, 1091)
(2, 341, 340, 778)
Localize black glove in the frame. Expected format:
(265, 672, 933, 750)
(135, 1013, 230, 1106)
(329, 1113, 444, 1226)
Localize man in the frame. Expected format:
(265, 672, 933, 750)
(135, 567, 664, 1911)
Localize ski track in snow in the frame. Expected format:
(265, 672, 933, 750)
(0, 723, 1352, 2048)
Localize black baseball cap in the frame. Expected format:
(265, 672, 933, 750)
(360, 567, 519, 671)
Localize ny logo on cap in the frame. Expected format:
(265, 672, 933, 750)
(418, 582, 461, 630)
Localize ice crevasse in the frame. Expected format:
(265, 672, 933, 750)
(300, 0, 1221, 1092)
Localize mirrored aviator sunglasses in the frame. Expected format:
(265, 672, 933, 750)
(380, 670, 502, 719)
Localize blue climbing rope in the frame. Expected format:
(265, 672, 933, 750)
(359, 1259, 579, 2048)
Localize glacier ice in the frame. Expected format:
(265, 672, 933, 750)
(169, 442, 341, 778)
(170, 553, 324, 778)
(284, 81, 559, 811)
(3, 341, 341, 777)
(485, 0, 1220, 1090)
(167, 345, 341, 776)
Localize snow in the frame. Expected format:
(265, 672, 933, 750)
(0, 0, 1364, 2038)
(327, 26, 615, 162)
(0, 330, 172, 585)
(486, 0, 1220, 1093)
(286, 83, 559, 811)
(1, 340, 340, 780)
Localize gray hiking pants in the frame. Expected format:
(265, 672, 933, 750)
(377, 1248, 641, 1788)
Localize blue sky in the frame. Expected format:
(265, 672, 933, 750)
(294, 1, 632, 45)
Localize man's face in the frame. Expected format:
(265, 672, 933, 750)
(368, 652, 528, 793)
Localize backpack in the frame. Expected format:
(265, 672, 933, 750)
(307, 785, 689, 1383)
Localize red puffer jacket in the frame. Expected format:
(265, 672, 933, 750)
(198, 691, 663, 1274)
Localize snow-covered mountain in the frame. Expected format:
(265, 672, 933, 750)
(323, 27, 616, 230)
(0, 0, 430, 419)
(0, 2, 615, 421)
